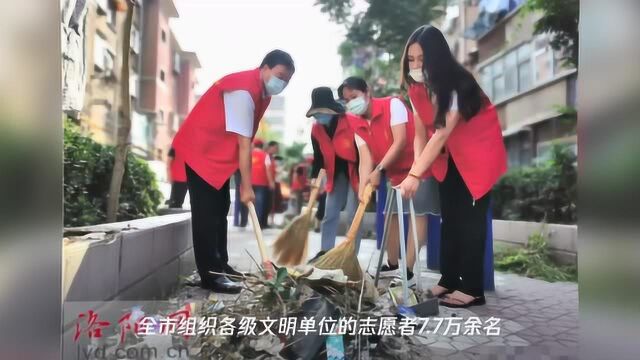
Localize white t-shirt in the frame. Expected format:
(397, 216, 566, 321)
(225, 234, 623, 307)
(224, 90, 255, 138)
(354, 98, 408, 147)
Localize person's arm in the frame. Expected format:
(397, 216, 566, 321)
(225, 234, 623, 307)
(167, 148, 175, 183)
(224, 90, 256, 204)
(411, 100, 427, 162)
(237, 137, 254, 203)
(311, 137, 324, 179)
(410, 91, 460, 177)
(265, 156, 275, 189)
(355, 135, 374, 202)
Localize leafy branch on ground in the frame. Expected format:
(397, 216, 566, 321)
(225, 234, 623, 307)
(494, 229, 577, 282)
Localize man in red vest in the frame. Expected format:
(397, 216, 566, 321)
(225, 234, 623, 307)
(172, 50, 295, 294)
(251, 139, 275, 228)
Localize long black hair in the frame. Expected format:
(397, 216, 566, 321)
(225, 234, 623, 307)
(404, 26, 487, 128)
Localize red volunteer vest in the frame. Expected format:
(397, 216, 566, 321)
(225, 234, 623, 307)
(347, 97, 415, 186)
(408, 84, 448, 182)
(251, 148, 270, 186)
(170, 150, 187, 183)
(408, 84, 507, 200)
(290, 165, 307, 191)
(172, 68, 271, 189)
(311, 115, 359, 193)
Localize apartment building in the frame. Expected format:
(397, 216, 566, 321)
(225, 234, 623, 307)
(81, 0, 138, 144)
(441, 0, 577, 168)
(137, 0, 200, 161)
(80, 0, 199, 162)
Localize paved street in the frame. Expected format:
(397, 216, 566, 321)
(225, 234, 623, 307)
(174, 217, 579, 359)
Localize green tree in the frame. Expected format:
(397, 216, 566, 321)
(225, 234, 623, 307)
(315, 0, 446, 96)
(524, 0, 579, 67)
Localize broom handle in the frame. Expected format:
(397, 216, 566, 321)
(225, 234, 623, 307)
(306, 169, 326, 219)
(247, 201, 269, 263)
(345, 183, 374, 241)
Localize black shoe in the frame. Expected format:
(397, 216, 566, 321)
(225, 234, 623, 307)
(202, 275, 242, 294)
(308, 250, 327, 264)
(222, 264, 244, 279)
(379, 262, 400, 278)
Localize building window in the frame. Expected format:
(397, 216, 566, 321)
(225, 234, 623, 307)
(172, 113, 181, 132)
(157, 149, 163, 159)
(158, 110, 164, 124)
(504, 50, 518, 97)
(516, 45, 533, 92)
(159, 70, 165, 82)
(173, 53, 181, 74)
(130, 28, 141, 54)
(491, 58, 505, 101)
(533, 35, 554, 84)
(93, 33, 115, 73)
(161, 30, 166, 42)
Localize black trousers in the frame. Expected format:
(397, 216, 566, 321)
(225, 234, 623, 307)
(168, 181, 188, 208)
(185, 165, 230, 279)
(438, 157, 491, 297)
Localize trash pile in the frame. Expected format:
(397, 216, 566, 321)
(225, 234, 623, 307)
(187, 262, 439, 360)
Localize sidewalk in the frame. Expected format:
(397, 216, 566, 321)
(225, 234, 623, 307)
(175, 217, 579, 359)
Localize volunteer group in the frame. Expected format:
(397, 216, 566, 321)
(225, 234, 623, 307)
(171, 25, 506, 309)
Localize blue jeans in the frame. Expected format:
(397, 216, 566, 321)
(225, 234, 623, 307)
(253, 186, 270, 228)
(321, 173, 364, 253)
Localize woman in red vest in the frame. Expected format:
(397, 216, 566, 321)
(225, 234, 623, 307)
(398, 26, 507, 308)
(339, 77, 440, 285)
(306, 87, 363, 258)
(172, 50, 295, 294)
(289, 162, 307, 216)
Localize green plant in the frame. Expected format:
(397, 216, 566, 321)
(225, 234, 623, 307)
(493, 143, 577, 224)
(315, 0, 446, 95)
(494, 230, 577, 282)
(523, 0, 579, 67)
(64, 119, 162, 227)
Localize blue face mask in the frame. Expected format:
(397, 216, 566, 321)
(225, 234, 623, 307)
(265, 75, 288, 96)
(346, 96, 368, 115)
(313, 113, 333, 125)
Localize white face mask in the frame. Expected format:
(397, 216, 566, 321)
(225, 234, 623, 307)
(409, 68, 425, 83)
(346, 96, 368, 115)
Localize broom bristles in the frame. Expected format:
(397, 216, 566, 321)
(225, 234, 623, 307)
(272, 213, 312, 266)
(313, 236, 363, 282)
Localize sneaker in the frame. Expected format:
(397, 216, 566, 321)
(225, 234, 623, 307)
(308, 250, 327, 264)
(379, 262, 400, 278)
(390, 269, 416, 288)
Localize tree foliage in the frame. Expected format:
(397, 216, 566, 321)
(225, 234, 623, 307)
(315, 0, 446, 95)
(524, 0, 579, 67)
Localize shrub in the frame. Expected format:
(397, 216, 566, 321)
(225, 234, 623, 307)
(64, 120, 162, 227)
(493, 144, 577, 224)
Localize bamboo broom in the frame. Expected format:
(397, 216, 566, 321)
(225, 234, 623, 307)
(311, 183, 374, 282)
(247, 201, 275, 279)
(272, 169, 326, 266)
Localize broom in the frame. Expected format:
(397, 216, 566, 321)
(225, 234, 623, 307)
(311, 183, 374, 282)
(247, 201, 275, 279)
(272, 169, 326, 266)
